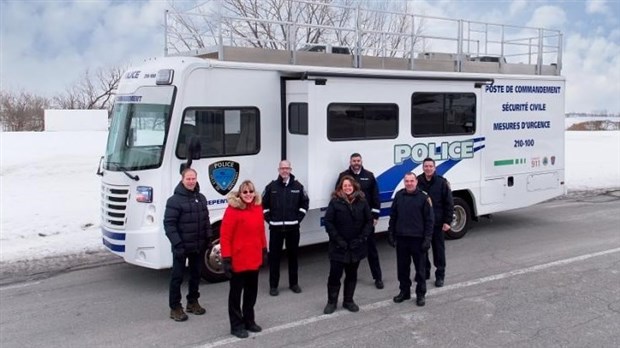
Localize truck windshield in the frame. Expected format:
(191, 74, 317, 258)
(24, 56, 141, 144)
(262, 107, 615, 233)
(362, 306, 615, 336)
(105, 101, 172, 171)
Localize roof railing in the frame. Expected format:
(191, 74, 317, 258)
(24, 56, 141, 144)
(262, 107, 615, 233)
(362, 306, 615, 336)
(164, 0, 562, 75)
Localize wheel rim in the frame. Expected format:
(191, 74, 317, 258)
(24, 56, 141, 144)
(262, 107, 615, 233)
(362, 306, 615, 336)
(204, 240, 224, 274)
(451, 205, 466, 233)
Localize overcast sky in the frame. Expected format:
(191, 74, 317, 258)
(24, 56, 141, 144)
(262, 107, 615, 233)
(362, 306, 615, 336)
(1, 0, 619, 113)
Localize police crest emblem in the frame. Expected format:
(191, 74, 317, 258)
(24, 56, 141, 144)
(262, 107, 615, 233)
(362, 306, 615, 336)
(208, 160, 240, 195)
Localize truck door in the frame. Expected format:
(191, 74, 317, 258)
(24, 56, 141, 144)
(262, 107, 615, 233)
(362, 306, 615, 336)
(284, 80, 311, 193)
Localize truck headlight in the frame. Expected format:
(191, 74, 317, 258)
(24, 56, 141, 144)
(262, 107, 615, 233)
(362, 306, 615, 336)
(136, 186, 153, 203)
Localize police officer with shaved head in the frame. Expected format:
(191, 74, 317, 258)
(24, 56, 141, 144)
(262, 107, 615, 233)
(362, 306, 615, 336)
(262, 160, 310, 297)
(388, 172, 434, 307)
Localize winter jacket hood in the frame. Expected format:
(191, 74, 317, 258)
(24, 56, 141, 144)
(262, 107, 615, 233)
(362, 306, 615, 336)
(226, 190, 262, 210)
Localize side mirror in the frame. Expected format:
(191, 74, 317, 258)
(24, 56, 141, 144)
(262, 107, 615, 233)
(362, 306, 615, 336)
(180, 136, 202, 174)
(96, 156, 104, 176)
(188, 135, 202, 160)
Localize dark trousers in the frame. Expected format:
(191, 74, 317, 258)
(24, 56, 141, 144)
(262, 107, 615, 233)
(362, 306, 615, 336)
(425, 224, 446, 280)
(169, 251, 202, 309)
(327, 260, 360, 287)
(269, 227, 300, 288)
(395, 236, 427, 297)
(228, 270, 259, 331)
(366, 228, 382, 281)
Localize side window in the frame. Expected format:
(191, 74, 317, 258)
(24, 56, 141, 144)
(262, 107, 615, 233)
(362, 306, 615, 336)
(176, 107, 260, 158)
(327, 103, 398, 141)
(289, 102, 308, 135)
(411, 93, 476, 137)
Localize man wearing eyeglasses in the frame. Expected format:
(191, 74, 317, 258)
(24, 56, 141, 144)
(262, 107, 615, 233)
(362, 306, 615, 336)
(262, 160, 310, 296)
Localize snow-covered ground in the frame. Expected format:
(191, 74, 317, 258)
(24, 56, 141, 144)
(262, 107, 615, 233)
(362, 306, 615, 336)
(1, 129, 619, 264)
(1, 131, 107, 263)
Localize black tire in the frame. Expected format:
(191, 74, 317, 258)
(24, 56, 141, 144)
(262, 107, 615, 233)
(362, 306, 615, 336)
(200, 223, 228, 282)
(445, 197, 471, 240)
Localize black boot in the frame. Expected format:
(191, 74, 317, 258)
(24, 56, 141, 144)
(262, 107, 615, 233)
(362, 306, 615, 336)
(342, 280, 359, 312)
(323, 284, 340, 314)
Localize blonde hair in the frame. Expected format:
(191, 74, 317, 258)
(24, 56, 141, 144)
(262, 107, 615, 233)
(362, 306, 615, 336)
(231, 180, 262, 209)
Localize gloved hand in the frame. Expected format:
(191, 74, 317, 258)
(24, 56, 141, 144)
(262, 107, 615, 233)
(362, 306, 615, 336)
(261, 248, 268, 268)
(349, 238, 364, 250)
(422, 238, 431, 252)
(173, 246, 186, 259)
(336, 238, 348, 250)
(297, 212, 306, 223)
(222, 257, 233, 279)
(387, 234, 396, 248)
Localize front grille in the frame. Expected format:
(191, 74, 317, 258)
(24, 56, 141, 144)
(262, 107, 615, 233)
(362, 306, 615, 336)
(101, 183, 130, 229)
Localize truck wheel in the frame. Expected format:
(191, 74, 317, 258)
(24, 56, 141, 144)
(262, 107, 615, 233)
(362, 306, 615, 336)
(445, 197, 471, 240)
(201, 224, 228, 282)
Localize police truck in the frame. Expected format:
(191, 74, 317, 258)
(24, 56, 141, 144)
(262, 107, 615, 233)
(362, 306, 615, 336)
(100, 2, 565, 281)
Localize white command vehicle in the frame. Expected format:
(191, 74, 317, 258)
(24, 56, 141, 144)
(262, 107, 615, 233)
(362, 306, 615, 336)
(100, 3, 565, 281)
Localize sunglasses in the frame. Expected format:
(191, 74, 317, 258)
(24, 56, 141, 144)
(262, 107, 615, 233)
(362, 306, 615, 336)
(242, 190, 255, 194)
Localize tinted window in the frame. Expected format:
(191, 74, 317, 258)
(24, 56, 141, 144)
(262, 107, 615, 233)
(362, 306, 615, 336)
(327, 103, 398, 140)
(177, 107, 260, 158)
(289, 103, 308, 135)
(411, 93, 476, 136)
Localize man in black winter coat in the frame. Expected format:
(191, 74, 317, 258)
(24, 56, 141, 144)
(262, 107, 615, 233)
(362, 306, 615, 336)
(164, 168, 212, 322)
(388, 172, 434, 307)
(417, 157, 454, 288)
(336, 153, 384, 289)
(262, 160, 310, 296)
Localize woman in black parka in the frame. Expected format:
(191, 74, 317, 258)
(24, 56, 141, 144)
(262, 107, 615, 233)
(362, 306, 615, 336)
(323, 175, 373, 314)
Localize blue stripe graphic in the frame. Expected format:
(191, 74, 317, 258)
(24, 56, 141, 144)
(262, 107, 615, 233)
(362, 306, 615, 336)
(102, 238, 125, 252)
(376, 137, 485, 208)
(102, 228, 126, 241)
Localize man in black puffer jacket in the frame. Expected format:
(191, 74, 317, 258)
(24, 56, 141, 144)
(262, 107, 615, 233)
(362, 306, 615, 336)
(164, 168, 212, 322)
(388, 172, 434, 307)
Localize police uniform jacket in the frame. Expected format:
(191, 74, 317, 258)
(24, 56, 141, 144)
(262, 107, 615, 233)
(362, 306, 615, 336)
(417, 173, 454, 226)
(164, 182, 212, 254)
(337, 166, 381, 219)
(388, 188, 434, 239)
(262, 173, 310, 230)
(324, 191, 373, 263)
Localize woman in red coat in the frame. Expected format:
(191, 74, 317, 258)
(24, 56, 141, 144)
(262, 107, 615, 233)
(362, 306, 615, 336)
(220, 180, 267, 339)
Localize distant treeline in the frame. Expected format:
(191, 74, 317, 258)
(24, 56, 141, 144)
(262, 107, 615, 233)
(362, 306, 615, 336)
(566, 112, 620, 118)
(567, 120, 620, 131)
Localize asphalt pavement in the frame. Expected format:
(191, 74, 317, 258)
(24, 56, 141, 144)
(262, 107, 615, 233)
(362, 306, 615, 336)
(1, 189, 619, 348)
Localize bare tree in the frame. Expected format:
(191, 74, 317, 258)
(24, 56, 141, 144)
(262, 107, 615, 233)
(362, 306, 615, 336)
(52, 65, 124, 111)
(0, 90, 49, 131)
(165, 0, 425, 56)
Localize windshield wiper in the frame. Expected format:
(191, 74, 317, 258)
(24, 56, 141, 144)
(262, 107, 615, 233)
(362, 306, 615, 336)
(105, 161, 140, 181)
